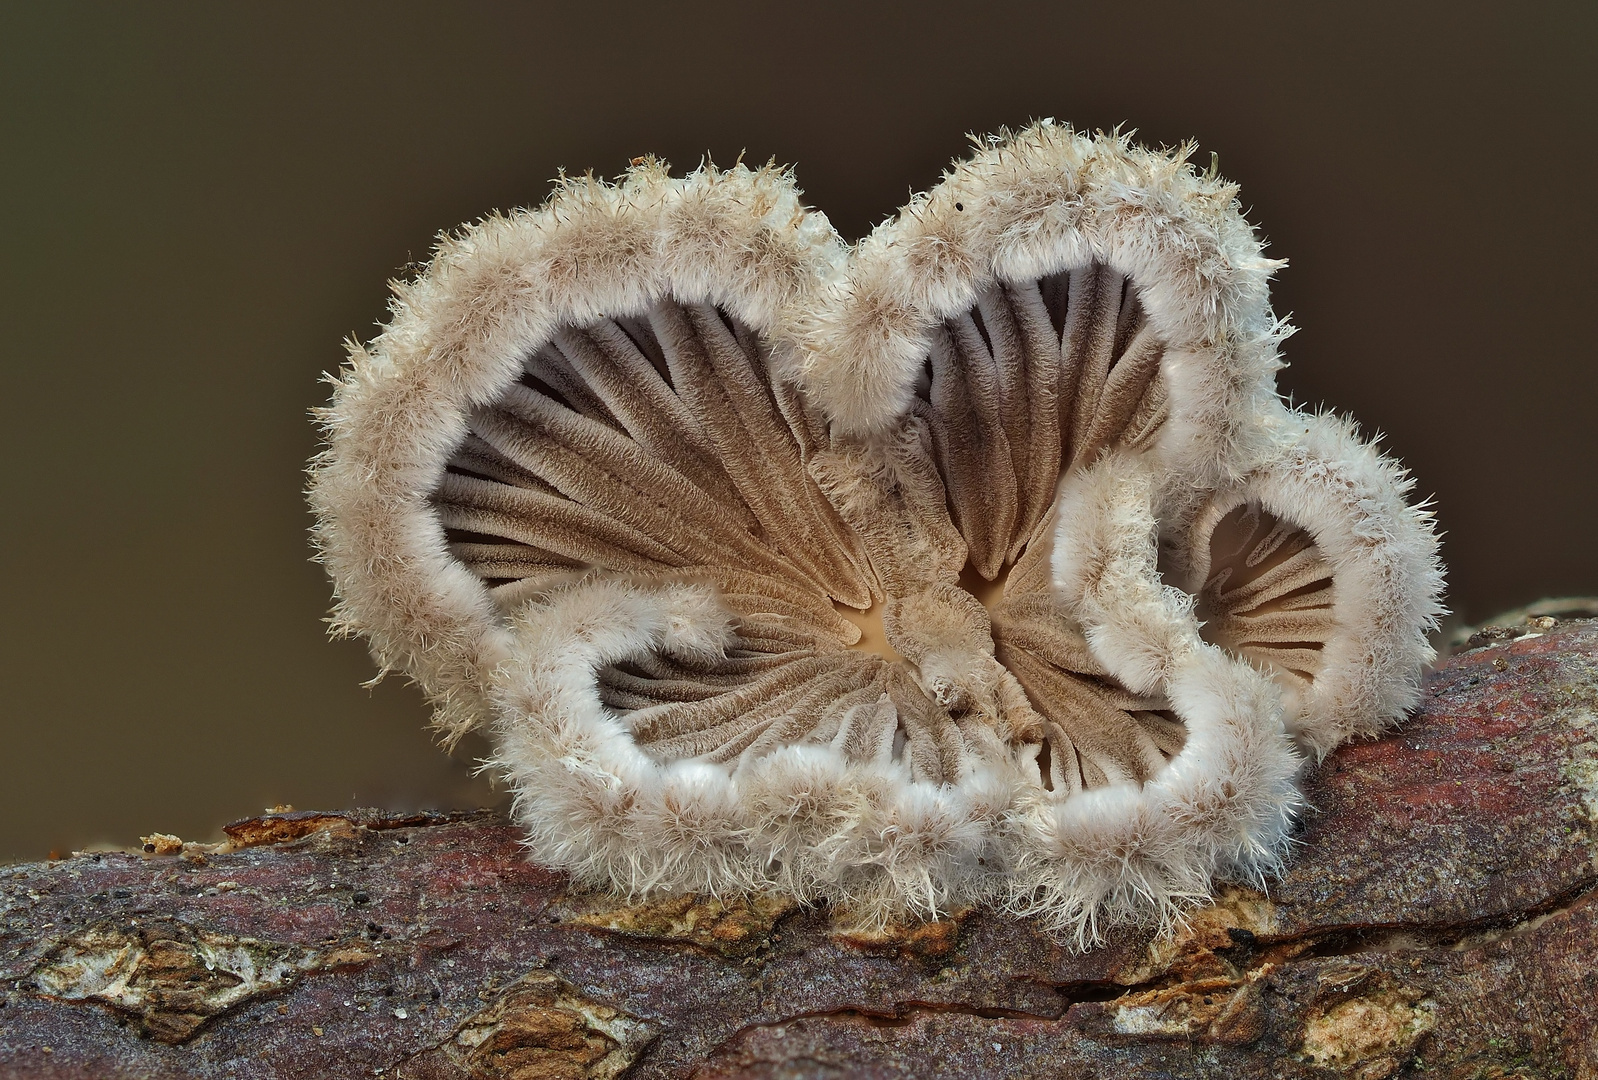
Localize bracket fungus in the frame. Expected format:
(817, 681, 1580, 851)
(309, 122, 1443, 940)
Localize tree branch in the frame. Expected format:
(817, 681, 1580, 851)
(4, 620, 1596, 1078)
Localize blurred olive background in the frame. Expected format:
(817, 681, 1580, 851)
(1, 2, 1593, 862)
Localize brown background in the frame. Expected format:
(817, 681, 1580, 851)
(1, 2, 1593, 862)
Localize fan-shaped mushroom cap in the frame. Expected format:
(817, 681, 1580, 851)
(309, 122, 1443, 938)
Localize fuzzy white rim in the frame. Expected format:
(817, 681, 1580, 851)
(795, 121, 1289, 494)
(308, 161, 847, 738)
(1176, 405, 1445, 756)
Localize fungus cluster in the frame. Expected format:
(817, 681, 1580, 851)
(309, 122, 1443, 939)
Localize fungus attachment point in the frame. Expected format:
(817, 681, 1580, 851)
(833, 601, 901, 661)
(311, 122, 1443, 939)
(955, 562, 1006, 614)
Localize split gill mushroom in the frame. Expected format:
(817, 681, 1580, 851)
(309, 123, 1444, 942)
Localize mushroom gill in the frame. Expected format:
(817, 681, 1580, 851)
(433, 264, 1180, 795)
(1193, 500, 1336, 691)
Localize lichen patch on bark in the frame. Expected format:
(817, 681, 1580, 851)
(554, 891, 797, 959)
(397, 970, 654, 1080)
(29, 917, 376, 1043)
(1561, 708, 1598, 832)
(1297, 975, 1436, 1074)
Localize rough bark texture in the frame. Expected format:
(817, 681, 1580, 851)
(3, 619, 1596, 1079)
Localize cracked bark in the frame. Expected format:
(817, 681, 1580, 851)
(3, 619, 1596, 1079)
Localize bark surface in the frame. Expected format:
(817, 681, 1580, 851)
(3, 620, 1596, 1079)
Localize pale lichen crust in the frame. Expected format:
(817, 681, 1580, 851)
(308, 122, 1444, 941)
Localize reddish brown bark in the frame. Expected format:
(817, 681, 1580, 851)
(3, 620, 1595, 1078)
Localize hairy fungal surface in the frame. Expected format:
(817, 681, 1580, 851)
(310, 123, 1444, 940)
